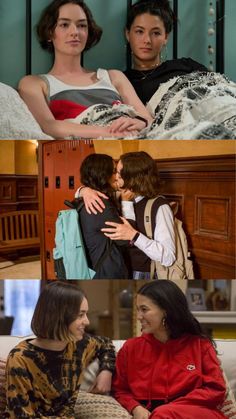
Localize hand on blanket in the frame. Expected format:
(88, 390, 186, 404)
(109, 116, 146, 134)
(101, 217, 138, 241)
(132, 405, 151, 419)
(89, 370, 112, 394)
(79, 186, 108, 214)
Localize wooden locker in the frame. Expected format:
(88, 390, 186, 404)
(39, 140, 95, 280)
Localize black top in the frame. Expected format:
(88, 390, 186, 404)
(79, 198, 129, 279)
(124, 57, 208, 105)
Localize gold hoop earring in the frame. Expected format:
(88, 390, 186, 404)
(162, 317, 167, 327)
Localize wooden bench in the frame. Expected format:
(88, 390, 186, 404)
(0, 210, 40, 255)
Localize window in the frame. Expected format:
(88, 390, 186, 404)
(4, 280, 40, 336)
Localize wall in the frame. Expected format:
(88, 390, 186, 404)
(0, 0, 235, 87)
(0, 141, 38, 175)
(94, 139, 236, 160)
(77, 280, 110, 332)
(0, 141, 15, 174)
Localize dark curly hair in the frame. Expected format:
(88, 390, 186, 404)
(80, 153, 116, 200)
(126, 0, 175, 34)
(119, 151, 160, 199)
(37, 0, 102, 53)
(138, 280, 215, 345)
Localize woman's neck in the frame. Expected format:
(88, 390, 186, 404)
(50, 54, 84, 76)
(153, 330, 169, 343)
(30, 337, 67, 351)
(133, 57, 161, 71)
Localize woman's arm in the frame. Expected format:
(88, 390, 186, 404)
(108, 70, 153, 133)
(133, 204, 176, 267)
(18, 75, 135, 139)
(171, 341, 226, 408)
(83, 335, 116, 394)
(102, 204, 176, 266)
(77, 186, 108, 214)
(98, 200, 130, 246)
(112, 343, 142, 414)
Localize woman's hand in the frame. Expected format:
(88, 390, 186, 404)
(96, 126, 138, 138)
(132, 405, 151, 419)
(101, 217, 138, 241)
(79, 187, 108, 214)
(120, 189, 135, 201)
(89, 370, 112, 394)
(109, 116, 146, 134)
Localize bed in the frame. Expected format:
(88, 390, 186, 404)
(1, 72, 236, 140)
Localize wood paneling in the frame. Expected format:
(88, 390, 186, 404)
(157, 155, 235, 279)
(38, 145, 235, 280)
(0, 175, 38, 212)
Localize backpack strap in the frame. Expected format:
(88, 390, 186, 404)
(143, 196, 169, 280)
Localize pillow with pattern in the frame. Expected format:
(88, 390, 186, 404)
(75, 391, 132, 419)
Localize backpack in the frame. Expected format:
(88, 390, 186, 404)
(53, 200, 110, 280)
(144, 197, 195, 280)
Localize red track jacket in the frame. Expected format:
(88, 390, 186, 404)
(112, 334, 226, 418)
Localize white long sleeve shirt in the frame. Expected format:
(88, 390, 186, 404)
(121, 196, 176, 267)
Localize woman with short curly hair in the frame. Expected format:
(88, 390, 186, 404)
(18, 0, 152, 139)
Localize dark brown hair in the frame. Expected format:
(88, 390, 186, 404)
(119, 151, 160, 198)
(138, 281, 214, 343)
(31, 281, 86, 342)
(37, 0, 102, 53)
(126, 0, 175, 34)
(80, 153, 117, 200)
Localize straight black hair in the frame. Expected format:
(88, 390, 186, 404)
(126, 0, 175, 34)
(138, 280, 214, 344)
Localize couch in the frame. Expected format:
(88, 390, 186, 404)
(0, 336, 236, 418)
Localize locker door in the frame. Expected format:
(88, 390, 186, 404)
(65, 140, 95, 205)
(42, 140, 95, 280)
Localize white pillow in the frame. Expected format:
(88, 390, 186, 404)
(0, 82, 53, 140)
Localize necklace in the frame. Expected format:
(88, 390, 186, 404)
(133, 62, 160, 81)
(138, 66, 158, 80)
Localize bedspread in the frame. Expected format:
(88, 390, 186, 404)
(67, 72, 236, 140)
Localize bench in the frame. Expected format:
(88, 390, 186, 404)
(0, 210, 40, 255)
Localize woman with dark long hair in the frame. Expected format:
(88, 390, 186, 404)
(79, 151, 176, 279)
(5, 281, 116, 418)
(79, 153, 129, 279)
(101, 151, 176, 279)
(124, 0, 207, 105)
(112, 280, 227, 419)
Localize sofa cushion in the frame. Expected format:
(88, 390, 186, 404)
(216, 339, 236, 398)
(220, 372, 236, 418)
(0, 358, 6, 416)
(80, 359, 99, 392)
(1, 354, 235, 418)
(75, 391, 132, 419)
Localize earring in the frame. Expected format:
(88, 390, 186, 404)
(160, 44, 168, 63)
(162, 317, 166, 327)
